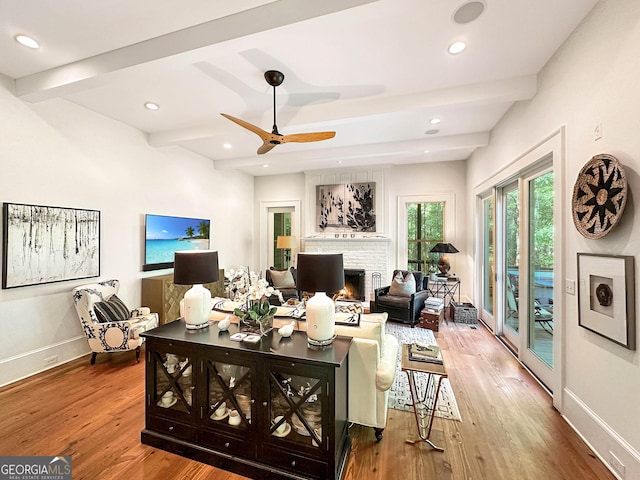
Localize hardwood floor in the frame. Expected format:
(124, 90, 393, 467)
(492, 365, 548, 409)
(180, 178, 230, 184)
(0, 321, 614, 480)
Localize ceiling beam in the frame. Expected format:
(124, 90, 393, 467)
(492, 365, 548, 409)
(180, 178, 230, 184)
(15, 0, 379, 102)
(148, 75, 535, 147)
(210, 132, 490, 170)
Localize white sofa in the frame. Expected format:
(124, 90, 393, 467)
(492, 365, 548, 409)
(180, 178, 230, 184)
(335, 312, 399, 441)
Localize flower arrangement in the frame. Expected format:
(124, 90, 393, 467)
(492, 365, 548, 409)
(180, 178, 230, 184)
(225, 267, 283, 335)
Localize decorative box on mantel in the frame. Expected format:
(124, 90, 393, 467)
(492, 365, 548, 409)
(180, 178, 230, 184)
(302, 236, 390, 302)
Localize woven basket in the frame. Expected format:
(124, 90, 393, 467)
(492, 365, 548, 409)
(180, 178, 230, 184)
(571, 153, 627, 239)
(450, 302, 477, 324)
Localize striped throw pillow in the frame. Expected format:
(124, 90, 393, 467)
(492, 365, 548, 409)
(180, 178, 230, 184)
(94, 294, 131, 323)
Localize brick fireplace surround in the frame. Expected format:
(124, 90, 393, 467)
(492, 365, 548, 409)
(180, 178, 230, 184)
(302, 237, 391, 302)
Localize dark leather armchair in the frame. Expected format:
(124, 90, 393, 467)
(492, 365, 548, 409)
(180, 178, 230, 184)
(371, 270, 430, 326)
(265, 267, 299, 305)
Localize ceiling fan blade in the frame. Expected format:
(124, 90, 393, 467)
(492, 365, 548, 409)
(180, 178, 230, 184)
(282, 131, 336, 143)
(257, 142, 276, 155)
(220, 113, 270, 141)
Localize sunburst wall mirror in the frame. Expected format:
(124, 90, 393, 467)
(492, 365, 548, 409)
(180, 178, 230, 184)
(572, 153, 628, 239)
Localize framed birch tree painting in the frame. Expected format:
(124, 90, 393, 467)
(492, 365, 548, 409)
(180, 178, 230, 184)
(2, 203, 100, 288)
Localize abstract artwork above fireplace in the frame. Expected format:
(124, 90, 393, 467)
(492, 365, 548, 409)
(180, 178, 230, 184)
(316, 182, 376, 233)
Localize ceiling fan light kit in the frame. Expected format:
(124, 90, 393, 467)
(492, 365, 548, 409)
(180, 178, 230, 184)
(221, 70, 336, 155)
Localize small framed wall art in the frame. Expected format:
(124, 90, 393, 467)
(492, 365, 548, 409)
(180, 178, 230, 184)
(577, 253, 635, 349)
(2, 202, 100, 288)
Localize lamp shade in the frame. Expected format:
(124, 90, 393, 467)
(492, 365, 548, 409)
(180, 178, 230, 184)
(173, 250, 219, 285)
(429, 242, 459, 254)
(296, 253, 344, 293)
(276, 235, 296, 249)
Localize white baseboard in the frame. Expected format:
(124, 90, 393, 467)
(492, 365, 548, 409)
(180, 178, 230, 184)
(563, 387, 640, 480)
(0, 336, 90, 387)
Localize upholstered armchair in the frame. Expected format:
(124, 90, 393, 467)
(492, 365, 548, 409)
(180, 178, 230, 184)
(72, 279, 159, 364)
(265, 266, 299, 304)
(335, 312, 399, 441)
(371, 270, 430, 326)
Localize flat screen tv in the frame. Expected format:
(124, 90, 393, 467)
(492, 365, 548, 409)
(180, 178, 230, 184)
(143, 214, 211, 271)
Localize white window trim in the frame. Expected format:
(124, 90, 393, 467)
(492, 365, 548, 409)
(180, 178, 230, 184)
(397, 193, 456, 271)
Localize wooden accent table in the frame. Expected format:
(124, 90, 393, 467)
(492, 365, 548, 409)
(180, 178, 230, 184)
(400, 343, 448, 451)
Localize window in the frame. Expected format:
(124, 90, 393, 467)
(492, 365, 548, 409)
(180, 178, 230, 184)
(407, 202, 444, 272)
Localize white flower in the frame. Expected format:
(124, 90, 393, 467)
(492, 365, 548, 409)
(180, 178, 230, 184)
(226, 267, 283, 305)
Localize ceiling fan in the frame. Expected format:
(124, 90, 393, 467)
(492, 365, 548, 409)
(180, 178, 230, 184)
(221, 70, 336, 155)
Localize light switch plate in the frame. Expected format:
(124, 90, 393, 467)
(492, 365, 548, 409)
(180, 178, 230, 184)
(565, 279, 576, 295)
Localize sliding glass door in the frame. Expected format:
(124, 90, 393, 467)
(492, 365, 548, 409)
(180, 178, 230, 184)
(475, 132, 562, 400)
(502, 182, 520, 347)
(480, 194, 495, 330)
(492, 167, 554, 388)
(522, 168, 554, 374)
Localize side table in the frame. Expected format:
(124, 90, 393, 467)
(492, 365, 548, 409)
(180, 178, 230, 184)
(427, 278, 460, 310)
(400, 343, 448, 451)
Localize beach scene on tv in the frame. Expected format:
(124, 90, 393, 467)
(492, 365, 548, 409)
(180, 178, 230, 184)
(145, 214, 210, 265)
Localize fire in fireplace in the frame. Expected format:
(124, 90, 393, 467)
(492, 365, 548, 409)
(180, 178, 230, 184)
(338, 269, 366, 301)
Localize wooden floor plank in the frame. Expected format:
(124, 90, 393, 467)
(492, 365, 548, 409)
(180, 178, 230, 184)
(0, 321, 614, 479)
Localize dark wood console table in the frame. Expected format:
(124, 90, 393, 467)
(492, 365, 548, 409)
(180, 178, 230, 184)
(140, 320, 352, 480)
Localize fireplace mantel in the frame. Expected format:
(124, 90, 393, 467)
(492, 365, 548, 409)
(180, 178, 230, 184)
(303, 236, 390, 243)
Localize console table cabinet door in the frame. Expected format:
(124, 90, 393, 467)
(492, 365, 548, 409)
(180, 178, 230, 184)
(198, 349, 257, 457)
(146, 339, 196, 423)
(263, 360, 329, 458)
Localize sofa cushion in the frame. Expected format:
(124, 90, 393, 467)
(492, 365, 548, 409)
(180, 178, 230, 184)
(389, 271, 416, 296)
(269, 269, 296, 289)
(94, 294, 131, 323)
(335, 312, 387, 355)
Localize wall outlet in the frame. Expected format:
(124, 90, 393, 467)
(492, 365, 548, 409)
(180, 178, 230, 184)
(565, 279, 576, 295)
(44, 355, 58, 366)
(610, 451, 625, 478)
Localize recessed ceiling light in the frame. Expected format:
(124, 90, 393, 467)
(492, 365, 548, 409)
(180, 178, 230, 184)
(430, 118, 441, 125)
(448, 41, 467, 55)
(144, 102, 159, 111)
(15, 34, 39, 49)
(337, 160, 342, 164)
(424, 150, 431, 154)
(425, 129, 440, 135)
(223, 143, 232, 149)
(262, 164, 269, 168)
(453, 1, 486, 24)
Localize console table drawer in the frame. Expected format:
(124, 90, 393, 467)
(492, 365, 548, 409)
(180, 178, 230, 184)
(263, 445, 326, 479)
(200, 430, 256, 458)
(147, 417, 196, 442)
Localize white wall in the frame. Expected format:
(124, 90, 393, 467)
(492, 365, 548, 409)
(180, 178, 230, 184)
(387, 161, 469, 298)
(0, 75, 254, 385)
(467, 0, 640, 475)
(254, 162, 469, 297)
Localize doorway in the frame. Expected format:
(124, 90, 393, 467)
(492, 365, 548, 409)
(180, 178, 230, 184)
(259, 201, 301, 274)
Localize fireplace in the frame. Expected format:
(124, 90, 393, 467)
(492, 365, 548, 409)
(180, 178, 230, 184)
(338, 269, 366, 301)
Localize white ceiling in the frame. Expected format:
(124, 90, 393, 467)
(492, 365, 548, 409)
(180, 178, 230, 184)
(1, 0, 598, 176)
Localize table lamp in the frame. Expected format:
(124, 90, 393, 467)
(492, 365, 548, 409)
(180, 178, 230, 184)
(276, 235, 296, 266)
(429, 243, 458, 275)
(173, 250, 219, 330)
(296, 253, 344, 347)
